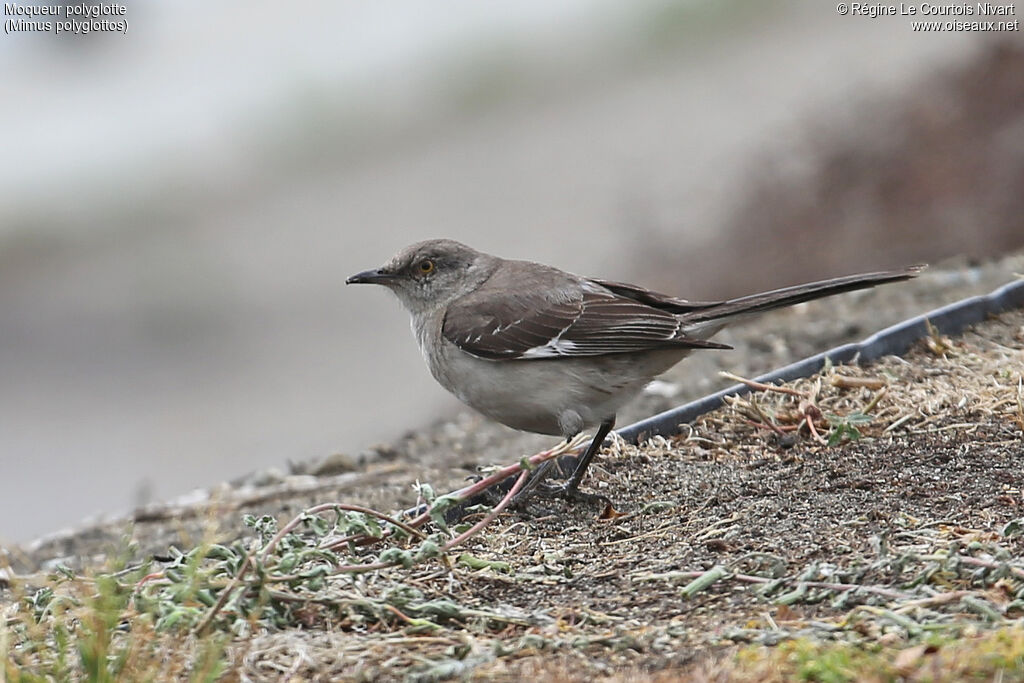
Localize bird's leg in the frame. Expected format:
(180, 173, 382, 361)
(507, 458, 560, 506)
(509, 420, 615, 508)
(564, 417, 615, 497)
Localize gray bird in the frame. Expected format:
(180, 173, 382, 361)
(347, 239, 921, 501)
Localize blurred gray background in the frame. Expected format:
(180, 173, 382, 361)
(2, 0, 1021, 542)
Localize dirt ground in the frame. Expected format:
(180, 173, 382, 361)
(214, 302, 1024, 681)
(4, 255, 1022, 681)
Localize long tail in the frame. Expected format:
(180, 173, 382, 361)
(680, 264, 925, 325)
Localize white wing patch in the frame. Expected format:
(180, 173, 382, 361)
(518, 305, 583, 358)
(520, 339, 581, 358)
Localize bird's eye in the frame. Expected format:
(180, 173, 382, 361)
(418, 259, 435, 274)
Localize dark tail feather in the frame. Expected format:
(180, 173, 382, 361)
(682, 265, 925, 324)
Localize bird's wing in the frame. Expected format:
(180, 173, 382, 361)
(442, 277, 731, 361)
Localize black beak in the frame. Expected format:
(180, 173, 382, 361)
(346, 268, 397, 285)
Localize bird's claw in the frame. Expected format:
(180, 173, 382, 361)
(533, 481, 610, 507)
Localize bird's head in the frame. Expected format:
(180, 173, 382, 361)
(347, 239, 496, 313)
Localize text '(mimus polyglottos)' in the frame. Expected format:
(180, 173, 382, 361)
(348, 240, 921, 501)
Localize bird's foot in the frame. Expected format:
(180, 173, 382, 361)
(533, 481, 610, 507)
(505, 458, 611, 509)
(471, 458, 612, 515)
(506, 459, 559, 509)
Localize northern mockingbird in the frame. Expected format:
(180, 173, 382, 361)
(347, 239, 920, 501)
